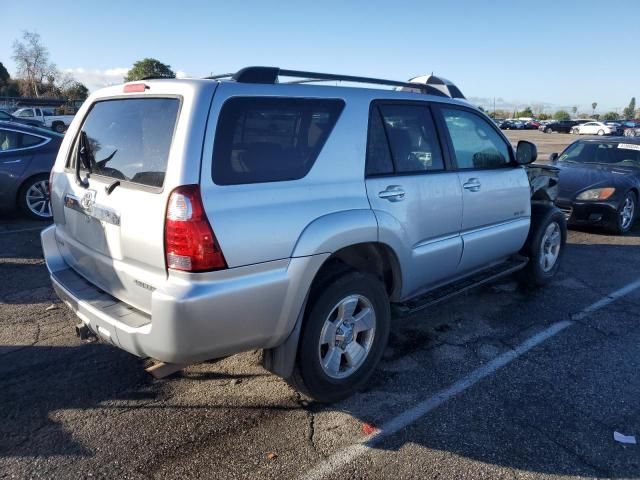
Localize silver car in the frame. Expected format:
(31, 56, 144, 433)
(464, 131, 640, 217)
(42, 67, 566, 402)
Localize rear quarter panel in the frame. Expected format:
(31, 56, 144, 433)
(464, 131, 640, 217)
(199, 83, 375, 268)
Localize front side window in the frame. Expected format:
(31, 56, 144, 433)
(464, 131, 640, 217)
(73, 98, 180, 188)
(377, 104, 444, 173)
(17, 110, 34, 118)
(213, 97, 344, 185)
(441, 107, 511, 169)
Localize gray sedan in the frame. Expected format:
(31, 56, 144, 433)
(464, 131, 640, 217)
(0, 121, 63, 219)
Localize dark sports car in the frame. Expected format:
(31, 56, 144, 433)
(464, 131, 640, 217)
(552, 138, 640, 234)
(0, 121, 63, 219)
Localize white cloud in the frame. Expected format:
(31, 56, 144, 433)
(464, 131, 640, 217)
(63, 67, 129, 92)
(63, 67, 190, 92)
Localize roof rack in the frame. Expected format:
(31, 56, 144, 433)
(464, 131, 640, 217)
(204, 66, 464, 99)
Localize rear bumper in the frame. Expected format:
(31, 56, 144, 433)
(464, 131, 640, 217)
(42, 225, 328, 364)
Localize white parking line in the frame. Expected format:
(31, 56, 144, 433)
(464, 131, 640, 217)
(301, 278, 640, 480)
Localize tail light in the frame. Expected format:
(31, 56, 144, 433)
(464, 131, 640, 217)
(164, 185, 227, 272)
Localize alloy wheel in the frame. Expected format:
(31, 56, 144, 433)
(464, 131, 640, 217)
(25, 180, 52, 218)
(620, 194, 635, 231)
(539, 221, 561, 272)
(318, 294, 376, 379)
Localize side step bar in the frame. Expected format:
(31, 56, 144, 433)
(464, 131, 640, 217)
(393, 257, 528, 317)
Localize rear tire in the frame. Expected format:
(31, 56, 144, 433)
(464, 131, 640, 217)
(517, 207, 566, 288)
(18, 174, 52, 220)
(597, 129, 605, 136)
(545, 127, 552, 133)
(289, 271, 390, 403)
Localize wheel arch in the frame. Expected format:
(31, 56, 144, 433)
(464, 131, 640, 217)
(264, 239, 403, 379)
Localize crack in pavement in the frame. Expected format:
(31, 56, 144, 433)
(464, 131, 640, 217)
(295, 391, 322, 457)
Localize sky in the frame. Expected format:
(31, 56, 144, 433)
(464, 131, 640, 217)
(1, 0, 638, 114)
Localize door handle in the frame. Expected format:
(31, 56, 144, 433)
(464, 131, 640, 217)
(462, 178, 481, 192)
(378, 186, 405, 202)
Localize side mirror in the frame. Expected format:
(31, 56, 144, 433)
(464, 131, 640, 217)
(549, 152, 559, 163)
(515, 140, 537, 165)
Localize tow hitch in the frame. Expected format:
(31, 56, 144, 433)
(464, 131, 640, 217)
(75, 323, 96, 341)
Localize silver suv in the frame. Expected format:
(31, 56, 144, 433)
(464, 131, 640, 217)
(42, 67, 565, 402)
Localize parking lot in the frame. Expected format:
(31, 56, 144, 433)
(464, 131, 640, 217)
(2, 132, 640, 479)
(503, 130, 582, 161)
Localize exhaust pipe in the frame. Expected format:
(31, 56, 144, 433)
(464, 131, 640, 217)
(75, 323, 95, 341)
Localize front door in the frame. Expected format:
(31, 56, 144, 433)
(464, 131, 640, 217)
(435, 106, 530, 274)
(364, 102, 463, 298)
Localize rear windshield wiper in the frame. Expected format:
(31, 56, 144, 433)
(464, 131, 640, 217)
(75, 131, 91, 188)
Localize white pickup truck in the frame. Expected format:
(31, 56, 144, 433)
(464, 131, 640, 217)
(12, 107, 75, 133)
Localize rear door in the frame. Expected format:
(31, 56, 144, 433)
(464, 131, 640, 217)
(435, 105, 530, 274)
(50, 91, 193, 314)
(365, 101, 463, 297)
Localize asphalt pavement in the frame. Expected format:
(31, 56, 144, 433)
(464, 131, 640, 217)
(1, 213, 639, 479)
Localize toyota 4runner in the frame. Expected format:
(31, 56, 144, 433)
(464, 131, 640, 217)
(42, 67, 566, 402)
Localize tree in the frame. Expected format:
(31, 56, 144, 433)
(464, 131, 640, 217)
(602, 111, 619, 121)
(571, 106, 577, 117)
(591, 102, 597, 116)
(623, 97, 636, 119)
(0, 61, 17, 96)
(553, 110, 570, 120)
(63, 81, 89, 101)
(124, 58, 175, 82)
(12, 31, 57, 97)
(0, 61, 9, 85)
(537, 113, 551, 120)
(517, 106, 534, 118)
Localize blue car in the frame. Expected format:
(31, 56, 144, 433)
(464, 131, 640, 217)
(0, 121, 63, 219)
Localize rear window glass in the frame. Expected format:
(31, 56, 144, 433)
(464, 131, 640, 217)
(212, 97, 344, 185)
(73, 98, 180, 188)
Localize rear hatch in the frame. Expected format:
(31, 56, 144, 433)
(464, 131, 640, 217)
(50, 81, 214, 314)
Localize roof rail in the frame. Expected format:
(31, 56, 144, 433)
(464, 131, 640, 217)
(204, 66, 463, 99)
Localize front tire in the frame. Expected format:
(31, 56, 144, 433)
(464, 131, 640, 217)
(612, 191, 636, 235)
(518, 207, 566, 288)
(290, 271, 390, 403)
(53, 122, 66, 133)
(545, 127, 552, 133)
(18, 174, 52, 220)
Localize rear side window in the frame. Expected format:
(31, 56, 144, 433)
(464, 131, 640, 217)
(0, 130, 45, 151)
(73, 98, 180, 188)
(213, 97, 344, 185)
(440, 107, 511, 169)
(366, 107, 394, 176)
(378, 104, 444, 173)
(21, 133, 45, 148)
(0, 130, 20, 151)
